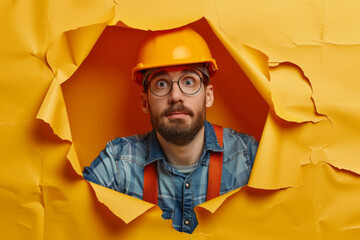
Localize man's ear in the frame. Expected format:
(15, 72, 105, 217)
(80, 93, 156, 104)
(140, 92, 150, 113)
(205, 84, 214, 108)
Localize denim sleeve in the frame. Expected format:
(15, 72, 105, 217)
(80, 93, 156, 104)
(247, 135, 259, 167)
(83, 143, 119, 190)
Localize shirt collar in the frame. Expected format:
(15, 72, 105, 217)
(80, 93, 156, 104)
(203, 120, 224, 153)
(146, 129, 164, 165)
(145, 121, 224, 166)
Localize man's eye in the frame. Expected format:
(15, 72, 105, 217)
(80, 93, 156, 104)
(156, 80, 169, 88)
(182, 78, 195, 86)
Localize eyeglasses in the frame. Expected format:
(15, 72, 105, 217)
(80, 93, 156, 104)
(147, 71, 203, 97)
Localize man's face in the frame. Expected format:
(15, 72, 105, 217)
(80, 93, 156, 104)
(140, 66, 214, 146)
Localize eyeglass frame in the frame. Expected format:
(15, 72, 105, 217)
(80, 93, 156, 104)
(144, 68, 209, 97)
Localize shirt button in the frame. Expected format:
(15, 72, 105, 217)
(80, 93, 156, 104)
(184, 220, 190, 226)
(185, 182, 190, 188)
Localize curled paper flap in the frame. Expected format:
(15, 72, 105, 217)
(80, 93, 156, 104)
(36, 80, 72, 141)
(207, 20, 273, 109)
(89, 182, 157, 224)
(37, 24, 108, 141)
(269, 62, 326, 123)
(66, 144, 82, 176)
(195, 188, 241, 214)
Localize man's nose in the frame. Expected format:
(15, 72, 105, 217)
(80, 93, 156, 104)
(168, 81, 184, 103)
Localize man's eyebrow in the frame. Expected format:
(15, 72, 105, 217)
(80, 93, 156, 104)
(150, 71, 168, 79)
(181, 68, 200, 75)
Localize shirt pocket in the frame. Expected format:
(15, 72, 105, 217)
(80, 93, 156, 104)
(221, 150, 251, 192)
(161, 208, 175, 220)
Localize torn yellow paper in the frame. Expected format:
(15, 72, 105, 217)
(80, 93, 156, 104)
(195, 162, 360, 239)
(110, 0, 205, 30)
(89, 182, 156, 224)
(249, 111, 303, 189)
(2, 0, 360, 239)
(0, 122, 44, 240)
(207, 20, 273, 109)
(37, 81, 72, 141)
(269, 62, 325, 123)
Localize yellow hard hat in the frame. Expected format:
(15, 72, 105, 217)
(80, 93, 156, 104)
(132, 27, 218, 85)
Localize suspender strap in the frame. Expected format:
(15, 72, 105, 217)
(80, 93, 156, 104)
(206, 124, 224, 201)
(143, 161, 158, 204)
(143, 124, 224, 204)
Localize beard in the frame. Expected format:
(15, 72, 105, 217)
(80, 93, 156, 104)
(149, 102, 206, 146)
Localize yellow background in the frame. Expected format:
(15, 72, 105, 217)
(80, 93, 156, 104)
(1, 0, 360, 239)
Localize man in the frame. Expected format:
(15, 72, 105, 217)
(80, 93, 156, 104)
(83, 27, 258, 234)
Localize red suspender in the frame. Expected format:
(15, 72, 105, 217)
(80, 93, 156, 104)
(206, 124, 224, 201)
(143, 161, 158, 204)
(143, 124, 224, 204)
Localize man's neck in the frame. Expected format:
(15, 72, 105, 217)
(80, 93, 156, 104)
(156, 127, 205, 166)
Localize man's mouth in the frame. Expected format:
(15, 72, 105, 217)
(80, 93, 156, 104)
(162, 105, 194, 118)
(165, 111, 190, 118)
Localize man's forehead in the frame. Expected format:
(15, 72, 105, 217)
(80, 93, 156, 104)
(146, 66, 202, 82)
(150, 65, 197, 75)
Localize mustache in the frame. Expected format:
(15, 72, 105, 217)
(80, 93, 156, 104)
(161, 104, 194, 117)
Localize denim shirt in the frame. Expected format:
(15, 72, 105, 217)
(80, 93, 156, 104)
(83, 121, 258, 234)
